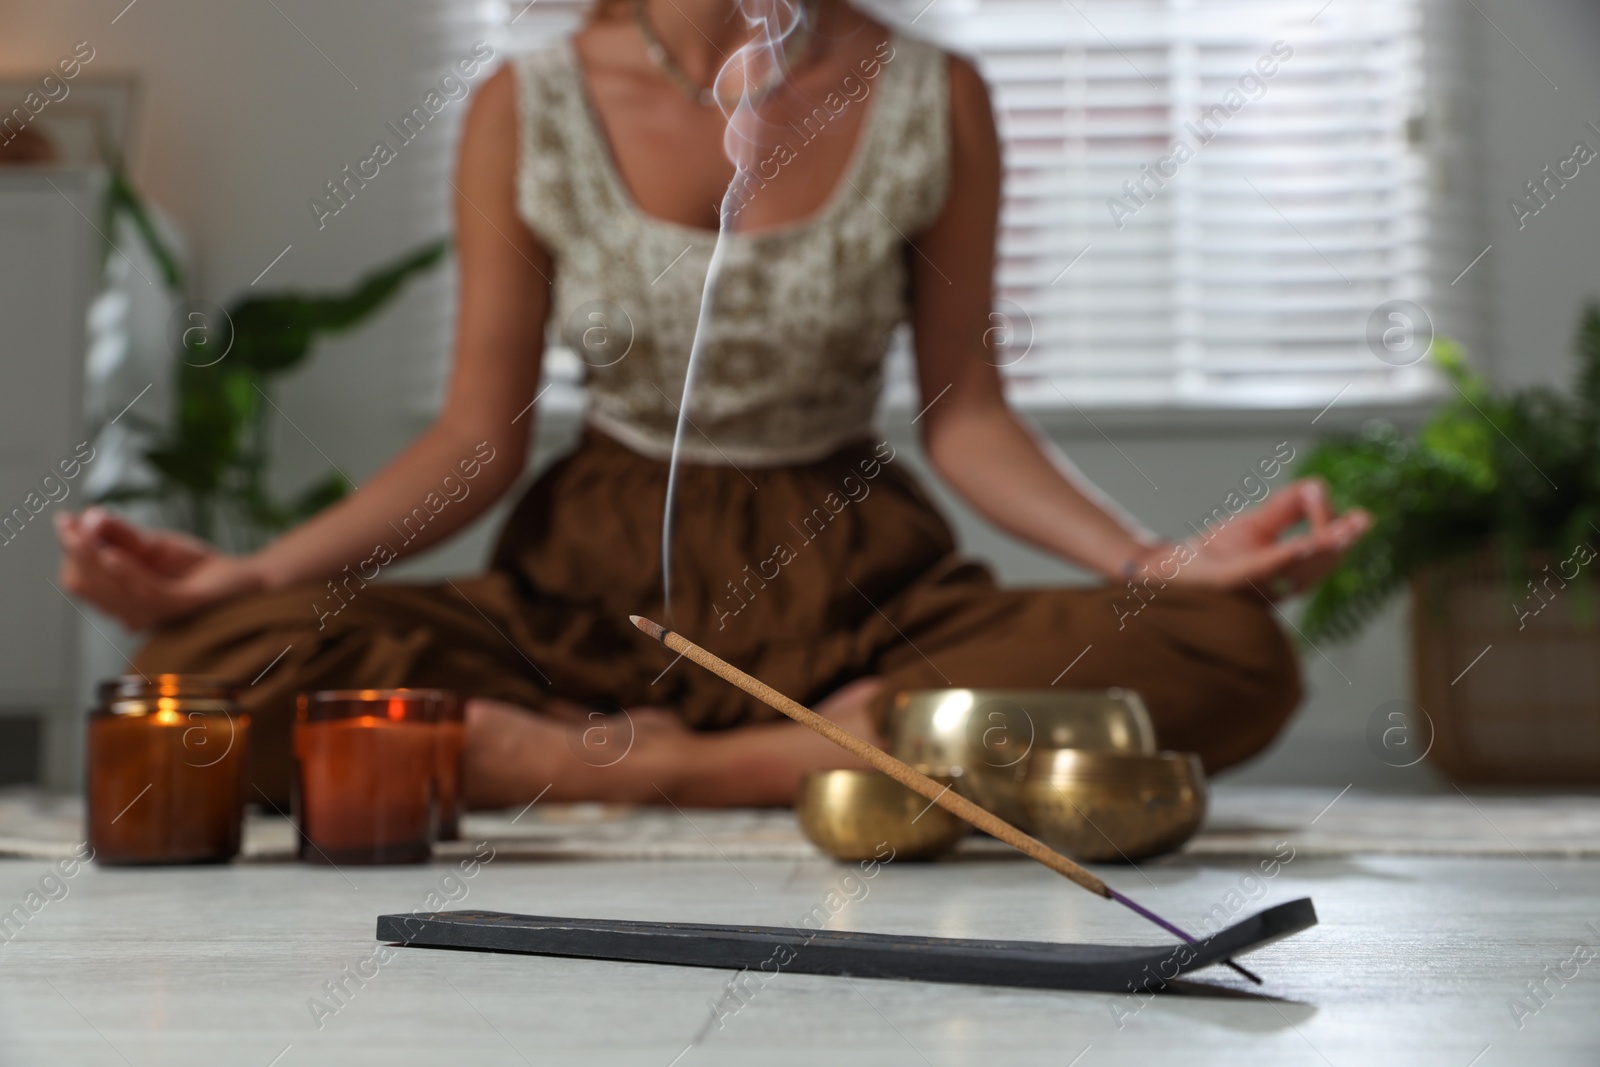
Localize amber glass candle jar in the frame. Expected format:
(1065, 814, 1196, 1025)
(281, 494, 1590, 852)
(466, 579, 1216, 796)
(294, 690, 450, 865)
(87, 675, 249, 865)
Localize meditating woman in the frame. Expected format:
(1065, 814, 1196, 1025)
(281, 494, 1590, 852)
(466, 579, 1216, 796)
(55, 0, 1368, 810)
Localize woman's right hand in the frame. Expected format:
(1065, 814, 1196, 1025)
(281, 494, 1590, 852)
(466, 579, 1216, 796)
(54, 507, 266, 631)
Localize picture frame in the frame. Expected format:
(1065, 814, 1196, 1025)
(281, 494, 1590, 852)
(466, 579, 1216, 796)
(0, 75, 138, 167)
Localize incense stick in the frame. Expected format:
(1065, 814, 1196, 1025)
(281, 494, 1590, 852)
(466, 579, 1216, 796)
(630, 614, 1264, 985)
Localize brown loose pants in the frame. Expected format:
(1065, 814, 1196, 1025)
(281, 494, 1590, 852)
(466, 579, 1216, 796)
(135, 430, 1302, 805)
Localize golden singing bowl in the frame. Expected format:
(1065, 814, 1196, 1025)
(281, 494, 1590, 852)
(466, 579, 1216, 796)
(1019, 749, 1206, 863)
(889, 689, 1156, 830)
(794, 769, 969, 862)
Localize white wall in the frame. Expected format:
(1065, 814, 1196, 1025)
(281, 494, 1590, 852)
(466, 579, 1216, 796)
(1473, 0, 1600, 390)
(8, 0, 1599, 790)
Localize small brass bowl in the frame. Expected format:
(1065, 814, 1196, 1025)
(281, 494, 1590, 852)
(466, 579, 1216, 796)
(1019, 749, 1206, 862)
(794, 769, 969, 862)
(890, 689, 1156, 829)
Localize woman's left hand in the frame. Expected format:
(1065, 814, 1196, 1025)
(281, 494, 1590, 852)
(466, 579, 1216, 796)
(1133, 479, 1370, 600)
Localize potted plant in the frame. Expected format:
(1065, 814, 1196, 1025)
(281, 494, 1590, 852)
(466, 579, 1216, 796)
(96, 159, 447, 548)
(1298, 304, 1600, 783)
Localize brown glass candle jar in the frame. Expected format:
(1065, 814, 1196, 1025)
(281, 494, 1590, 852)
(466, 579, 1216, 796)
(294, 690, 453, 865)
(87, 675, 250, 865)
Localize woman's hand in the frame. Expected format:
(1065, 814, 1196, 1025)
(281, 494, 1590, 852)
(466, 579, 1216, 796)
(1135, 479, 1370, 600)
(54, 507, 266, 631)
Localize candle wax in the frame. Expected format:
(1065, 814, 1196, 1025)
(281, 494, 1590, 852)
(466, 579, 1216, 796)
(295, 717, 435, 864)
(87, 712, 247, 865)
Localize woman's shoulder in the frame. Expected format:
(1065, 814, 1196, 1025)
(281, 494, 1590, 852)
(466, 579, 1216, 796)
(508, 40, 572, 70)
(864, 23, 960, 137)
(467, 44, 576, 153)
(851, 25, 966, 147)
(502, 40, 580, 104)
(495, 41, 591, 167)
(487, 39, 599, 251)
(849, 23, 984, 235)
(866, 21, 947, 69)
(871, 23, 993, 149)
(884, 25, 988, 106)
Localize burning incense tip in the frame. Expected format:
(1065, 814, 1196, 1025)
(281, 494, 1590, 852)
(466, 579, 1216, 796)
(631, 615, 670, 643)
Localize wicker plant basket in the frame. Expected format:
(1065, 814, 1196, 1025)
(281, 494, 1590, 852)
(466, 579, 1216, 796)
(1411, 551, 1600, 784)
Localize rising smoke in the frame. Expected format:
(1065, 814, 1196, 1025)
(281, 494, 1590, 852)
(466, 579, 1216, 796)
(661, 0, 809, 613)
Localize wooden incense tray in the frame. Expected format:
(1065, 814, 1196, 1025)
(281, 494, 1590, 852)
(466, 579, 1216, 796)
(376, 898, 1316, 993)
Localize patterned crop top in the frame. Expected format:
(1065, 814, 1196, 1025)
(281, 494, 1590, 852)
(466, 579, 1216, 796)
(513, 31, 950, 465)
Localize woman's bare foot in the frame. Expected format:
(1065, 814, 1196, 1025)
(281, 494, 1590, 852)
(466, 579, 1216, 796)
(655, 677, 889, 807)
(464, 698, 569, 809)
(622, 705, 691, 738)
(813, 676, 886, 746)
(463, 697, 689, 809)
(463, 677, 891, 810)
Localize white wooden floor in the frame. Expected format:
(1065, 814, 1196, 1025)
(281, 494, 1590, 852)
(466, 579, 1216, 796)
(0, 850, 1595, 1065)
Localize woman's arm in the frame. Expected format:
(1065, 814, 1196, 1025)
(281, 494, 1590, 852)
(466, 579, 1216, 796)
(906, 57, 1367, 592)
(250, 66, 548, 587)
(58, 66, 552, 628)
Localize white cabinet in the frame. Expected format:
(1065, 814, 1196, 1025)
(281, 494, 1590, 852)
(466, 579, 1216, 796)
(0, 169, 98, 784)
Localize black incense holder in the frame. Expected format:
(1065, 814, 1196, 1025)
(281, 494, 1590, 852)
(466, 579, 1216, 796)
(377, 898, 1315, 993)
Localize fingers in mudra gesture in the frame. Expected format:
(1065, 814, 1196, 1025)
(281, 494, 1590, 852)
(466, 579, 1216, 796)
(1132, 479, 1371, 600)
(54, 507, 264, 631)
